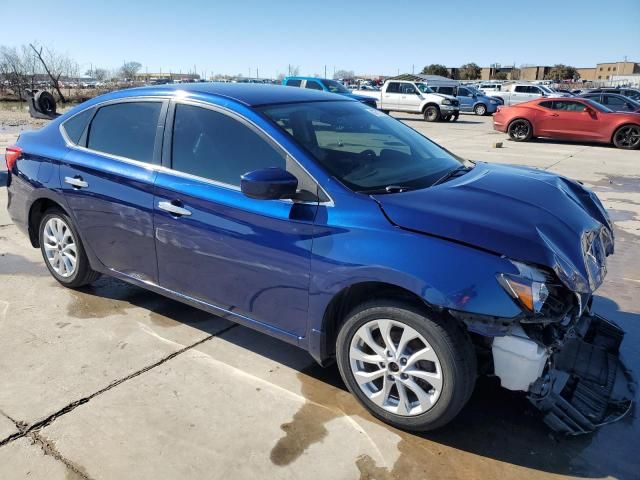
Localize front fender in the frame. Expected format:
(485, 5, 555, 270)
(306, 195, 521, 360)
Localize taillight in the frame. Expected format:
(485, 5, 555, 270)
(5, 145, 22, 171)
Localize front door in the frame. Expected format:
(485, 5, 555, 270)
(398, 83, 421, 111)
(60, 99, 167, 282)
(537, 100, 600, 140)
(153, 102, 318, 338)
(456, 87, 474, 112)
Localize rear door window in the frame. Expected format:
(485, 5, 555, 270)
(385, 82, 401, 93)
(87, 102, 162, 163)
(171, 104, 286, 187)
(285, 79, 302, 87)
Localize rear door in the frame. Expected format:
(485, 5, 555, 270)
(60, 99, 168, 282)
(382, 82, 401, 110)
(153, 101, 319, 338)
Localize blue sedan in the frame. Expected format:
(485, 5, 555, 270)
(5, 83, 632, 433)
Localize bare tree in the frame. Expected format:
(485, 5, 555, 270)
(119, 61, 142, 81)
(29, 43, 69, 102)
(0, 46, 27, 100)
(333, 69, 354, 80)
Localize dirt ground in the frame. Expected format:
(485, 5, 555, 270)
(0, 108, 639, 480)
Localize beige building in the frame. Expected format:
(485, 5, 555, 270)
(595, 62, 640, 80)
(576, 67, 596, 81)
(519, 66, 551, 81)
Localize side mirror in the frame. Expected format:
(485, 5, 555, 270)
(241, 168, 298, 200)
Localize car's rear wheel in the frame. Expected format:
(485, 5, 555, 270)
(508, 119, 533, 141)
(39, 208, 100, 288)
(612, 124, 640, 149)
(424, 105, 440, 122)
(336, 300, 477, 432)
(474, 104, 487, 116)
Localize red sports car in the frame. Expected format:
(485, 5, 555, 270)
(493, 97, 640, 149)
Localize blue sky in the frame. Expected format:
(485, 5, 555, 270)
(1, 0, 639, 78)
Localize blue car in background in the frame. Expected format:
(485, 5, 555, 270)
(431, 84, 501, 115)
(5, 83, 632, 434)
(283, 76, 378, 109)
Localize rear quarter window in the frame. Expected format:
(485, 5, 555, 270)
(61, 108, 94, 145)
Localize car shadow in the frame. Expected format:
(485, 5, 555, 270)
(392, 116, 486, 125)
(68, 275, 640, 479)
(511, 137, 618, 149)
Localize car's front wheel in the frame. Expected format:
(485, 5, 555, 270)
(474, 104, 487, 116)
(39, 208, 100, 288)
(612, 124, 640, 149)
(336, 300, 476, 431)
(424, 105, 441, 122)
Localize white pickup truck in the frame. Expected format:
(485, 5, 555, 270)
(354, 80, 460, 121)
(484, 83, 569, 106)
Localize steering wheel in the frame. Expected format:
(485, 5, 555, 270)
(359, 149, 377, 159)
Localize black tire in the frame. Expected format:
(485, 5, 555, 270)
(612, 124, 640, 150)
(35, 91, 56, 116)
(424, 105, 440, 122)
(38, 208, 100, 288)
(474, 104, 487, 116)
(336, 300, 477, 432)
(508, 119, 533, 142)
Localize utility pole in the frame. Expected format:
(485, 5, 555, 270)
(256, 67, 259, 79)
(324, 65, 327, 78)
(412, 64, 414, 74)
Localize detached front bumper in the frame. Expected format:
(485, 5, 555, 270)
(527, 313, 635, 435)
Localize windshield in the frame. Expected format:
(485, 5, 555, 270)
(415, 83, 434, 94)
(259, 101, 463, 192)
(321, 80, 350, 94)
(539, 85, 554, 94)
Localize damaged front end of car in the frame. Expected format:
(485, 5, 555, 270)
(454, 225, 635, 435)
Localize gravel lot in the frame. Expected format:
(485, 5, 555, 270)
(0, 109, 639, 480)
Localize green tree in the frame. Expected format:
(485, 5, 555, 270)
(421, 64, 449, 77)
(544, 64, 579, 81)
(459, 63, 481, 80)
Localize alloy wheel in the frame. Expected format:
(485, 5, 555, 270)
(509, 120, 530, 140)
(614, 125, 640, 149)
(349, 319, 443, 416)
(43, 217, 77, 278)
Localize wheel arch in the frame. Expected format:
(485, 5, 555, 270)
(27, 197, 70, 248)
(421, 102, 440, 113)
(316, 281, 444, 365)
(507, 116, 535, 136)
(611, 122, 640, 144)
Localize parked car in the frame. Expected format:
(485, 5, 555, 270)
(586, 88, 640, 101)
(282, 76, 377, 109)
(355, 80, 460, 121)
(485, 83, 569, 106)
(6, 84, 633, 434)
(476, 82, 503, 93)
(579, 92, 640, 113)
(430, 85, 501, 115)
(493, 97, 640, 149)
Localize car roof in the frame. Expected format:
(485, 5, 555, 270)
(101, 82, 354, 107)
(284, 76, 331, 82)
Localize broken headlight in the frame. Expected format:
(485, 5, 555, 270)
(497, 261, 550, 314)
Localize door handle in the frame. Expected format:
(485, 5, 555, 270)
(158, 200, 192, 217)
(64, 176, 89, 188)
(550, 113, 560, 117)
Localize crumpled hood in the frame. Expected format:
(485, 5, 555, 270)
(373, 163, 613, 294)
